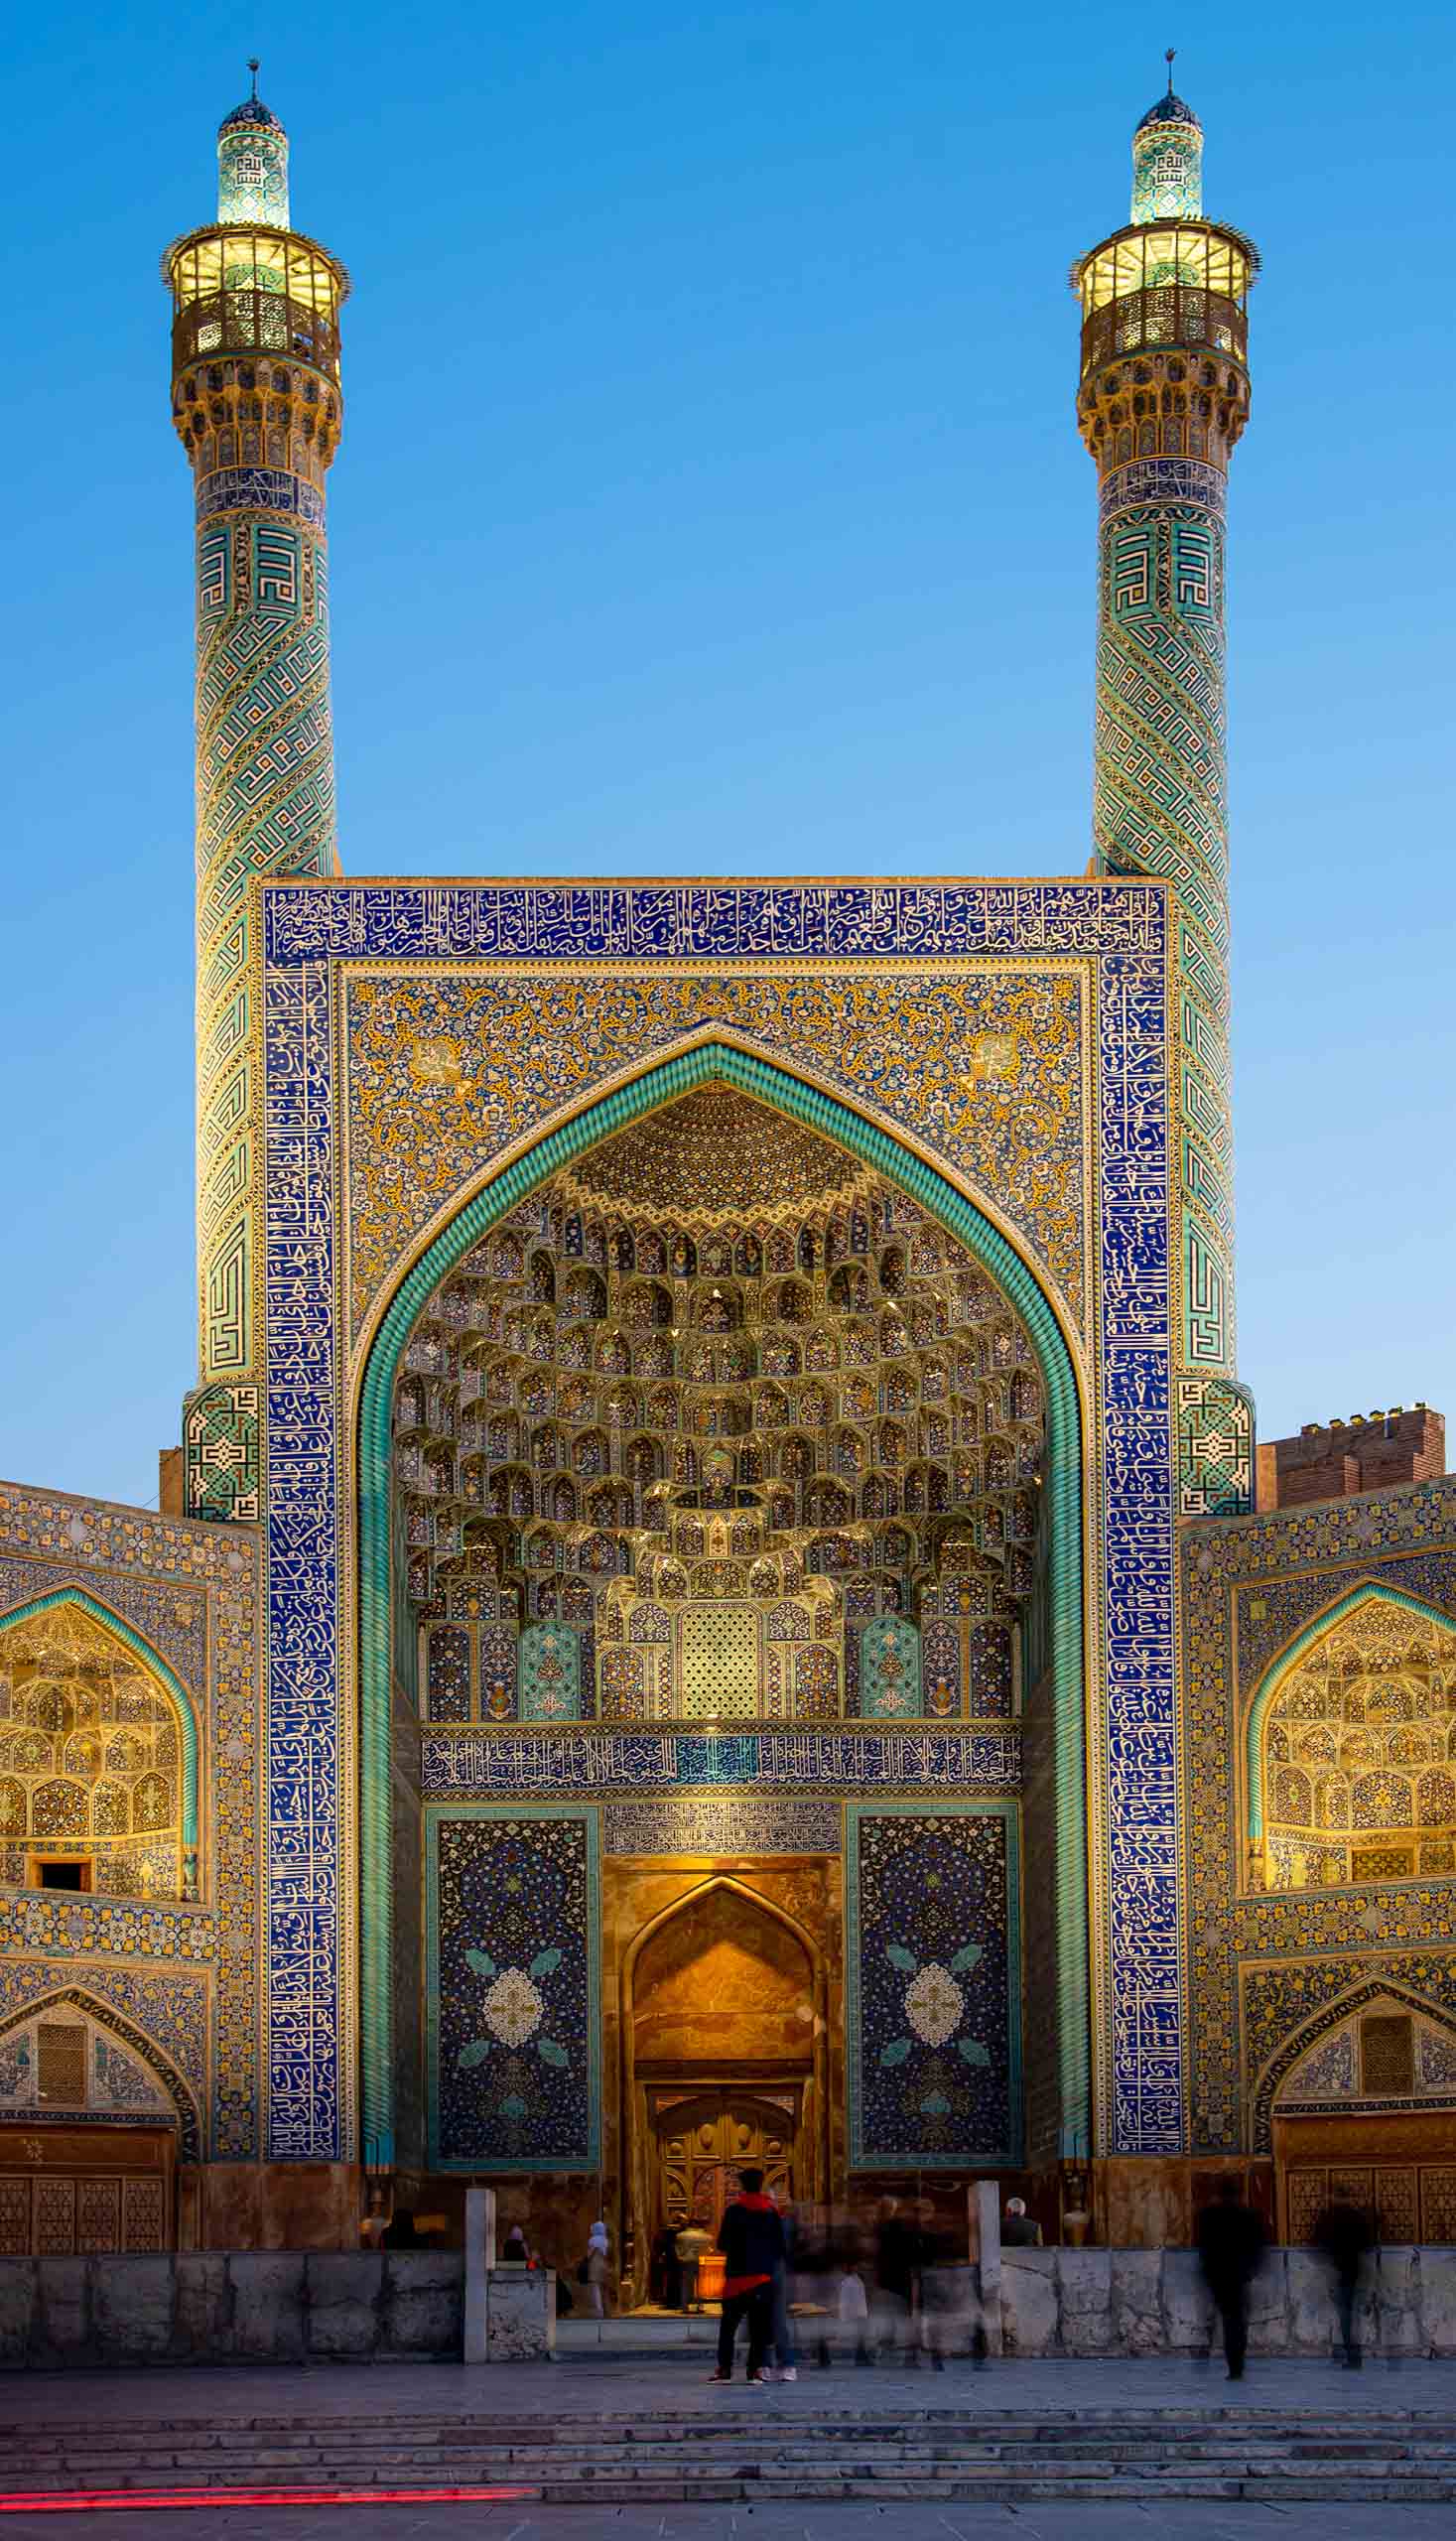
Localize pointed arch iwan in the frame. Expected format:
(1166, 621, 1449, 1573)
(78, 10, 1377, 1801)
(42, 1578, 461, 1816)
(1245, 1581, 1456, 1846)
(355, 1037, 1088, 2167)
(0, 1585, 199, 1857)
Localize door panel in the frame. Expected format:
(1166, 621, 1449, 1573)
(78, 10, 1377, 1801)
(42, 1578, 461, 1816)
(653, 2090, 798, 2241)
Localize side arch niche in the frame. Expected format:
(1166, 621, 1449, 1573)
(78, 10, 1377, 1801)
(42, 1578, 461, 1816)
(0, 1988, 199, 2253)
(1245, 1585, 1456, 1894)
(355, 1034, 1089, 2171)
(0, 1590, 200, 1903)
(1252, 1976, 1456, 2246)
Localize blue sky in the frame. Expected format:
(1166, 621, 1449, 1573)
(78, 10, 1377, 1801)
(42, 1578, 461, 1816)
(3, 0, 1453, 1507)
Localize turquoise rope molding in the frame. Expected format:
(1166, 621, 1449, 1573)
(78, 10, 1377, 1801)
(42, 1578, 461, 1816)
(0, 1585, 200, 1861)
(356, 1041, 1089, 2170)
(1246, 1580, 1456, 1845)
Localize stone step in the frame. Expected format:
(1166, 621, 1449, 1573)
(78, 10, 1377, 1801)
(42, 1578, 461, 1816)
(12, 2406, 1456, 2509)
(14, 2443, 1456, 2489)
(32, 2432, 1456, 2461)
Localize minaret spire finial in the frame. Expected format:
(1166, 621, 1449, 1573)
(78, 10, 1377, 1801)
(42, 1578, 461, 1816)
(248, 57, 260, 100)
(1165, 46, 1176, 91)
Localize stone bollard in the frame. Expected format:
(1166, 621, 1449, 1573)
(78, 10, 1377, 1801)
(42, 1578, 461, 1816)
(463, 2186, 496, 2363)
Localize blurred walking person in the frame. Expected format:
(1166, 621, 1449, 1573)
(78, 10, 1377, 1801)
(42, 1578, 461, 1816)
(873, 2195, 920, 2362)
(1315, 2194, 1375, 2368)
(1195, 2177, 1265, 2380)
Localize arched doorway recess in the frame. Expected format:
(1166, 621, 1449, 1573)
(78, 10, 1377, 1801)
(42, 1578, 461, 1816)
(1257, 1979, 1456, 2245)
(356, 1036, 1088, 2169)
(622, 1876, 826, 2299)
(0, 1989, 198, 2252)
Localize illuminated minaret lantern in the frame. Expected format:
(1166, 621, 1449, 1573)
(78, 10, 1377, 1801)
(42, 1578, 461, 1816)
(163, 68, 348, 1521)
(1073, 60, 1258, 1514)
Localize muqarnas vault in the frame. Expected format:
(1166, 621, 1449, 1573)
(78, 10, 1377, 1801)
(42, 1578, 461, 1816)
(3, 64, 1455, 2269)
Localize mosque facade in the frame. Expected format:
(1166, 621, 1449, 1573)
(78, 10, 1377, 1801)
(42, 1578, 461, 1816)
(2, 74, 1454, 2270)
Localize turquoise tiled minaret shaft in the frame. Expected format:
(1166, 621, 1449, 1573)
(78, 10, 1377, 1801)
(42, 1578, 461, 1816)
(1073, 74, 1258, 1515)
(163, 76, 349, 1522)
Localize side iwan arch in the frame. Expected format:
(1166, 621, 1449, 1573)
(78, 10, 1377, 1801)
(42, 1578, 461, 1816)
(0, 1585, 200, 1859)
(1245, 1581, 1456, 1846)
(356, 1038, 1088, 2167)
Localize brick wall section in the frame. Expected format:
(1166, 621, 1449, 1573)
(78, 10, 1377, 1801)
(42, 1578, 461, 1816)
(1257, 1406, 1445, 1511)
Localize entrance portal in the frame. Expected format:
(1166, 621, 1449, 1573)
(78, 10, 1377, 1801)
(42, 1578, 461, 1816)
(623, 1877, 824, 2303)
(650, 2085, 799, 2239)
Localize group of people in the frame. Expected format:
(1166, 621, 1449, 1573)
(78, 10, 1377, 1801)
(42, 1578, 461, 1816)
(1196, 2177, 1377, 2376)
(475, 2173, 1381, 2374)
(711, 2176, 987, 2382)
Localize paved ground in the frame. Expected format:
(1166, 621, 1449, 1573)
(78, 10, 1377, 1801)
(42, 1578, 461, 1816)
(4, 2354, 1452, 2421)
(0, 2503, 1455, 2537)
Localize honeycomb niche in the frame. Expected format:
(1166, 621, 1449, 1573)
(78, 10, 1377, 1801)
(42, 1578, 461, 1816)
(391, 1083, 1046, 1727)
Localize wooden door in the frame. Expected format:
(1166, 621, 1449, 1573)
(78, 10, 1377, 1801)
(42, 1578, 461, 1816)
(0, 2125, 173, 2253)
(652, 2089, 797, 2239)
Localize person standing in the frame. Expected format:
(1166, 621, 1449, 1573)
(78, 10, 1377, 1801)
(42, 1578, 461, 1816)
(583, 2218, 609, 2319)
(710, 2169, 785, 2384)
(1315, 2195, 1375, 2368)
(1195, 2178, 1265, 2380)
(1001, 2197, 1041, 2247)
(873, 2196, 920, 2362)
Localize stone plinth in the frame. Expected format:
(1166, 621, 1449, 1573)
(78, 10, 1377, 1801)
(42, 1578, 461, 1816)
(485, 2262, 556, 2361)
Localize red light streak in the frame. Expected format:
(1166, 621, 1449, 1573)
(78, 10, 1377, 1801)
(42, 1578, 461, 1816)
(0, 2487, 539, 2514)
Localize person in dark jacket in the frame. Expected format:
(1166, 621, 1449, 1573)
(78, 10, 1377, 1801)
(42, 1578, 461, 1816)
(873, 2196, 920, 2360)
(711, 2169, 786, 2382)
(1315, 2197, 1375, 2367)
(1195, 2179, 1265, 2379)
(1001, 2198, 1041, 2247)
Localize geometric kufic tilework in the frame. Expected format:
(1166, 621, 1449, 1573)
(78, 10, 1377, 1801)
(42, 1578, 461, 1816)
(262, 880, 1174, 2162)
(1179, 1476, 1456, 2151)
(846, 1803, 1018, 2168)
(1096, 460, 1237, 1383)
(185, 1381, 261, 1524)
(1177, 1373, 1254, 1520)
(192, 466, 336, 1420)
(427, 1806, 598, 2170)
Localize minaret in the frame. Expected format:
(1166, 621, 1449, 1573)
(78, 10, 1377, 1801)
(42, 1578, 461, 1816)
(163, 68, 348, 1521)
(1073, 62, 1258, 1514)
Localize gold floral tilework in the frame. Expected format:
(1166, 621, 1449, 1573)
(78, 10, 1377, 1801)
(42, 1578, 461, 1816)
(340, 968, 1090, 1357)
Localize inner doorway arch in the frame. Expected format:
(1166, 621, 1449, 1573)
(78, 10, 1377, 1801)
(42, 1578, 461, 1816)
(356, 1035, 1088, 2167)
(623, 1874, 824, 2295)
